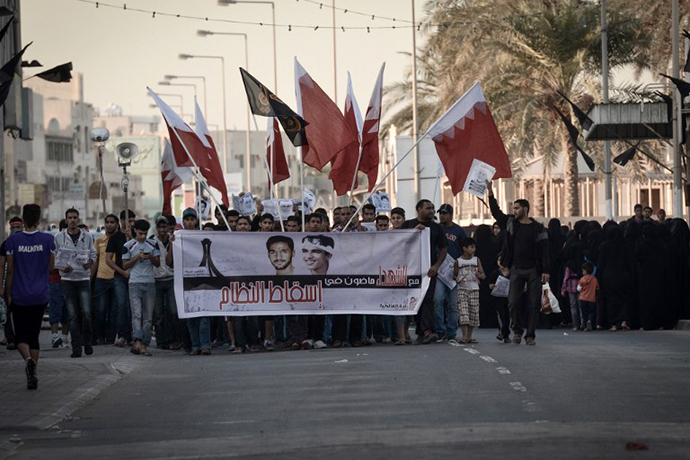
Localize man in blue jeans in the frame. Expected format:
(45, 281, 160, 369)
(123, 219, 160, 357)
(93, 214, 120, 344)
(105, 209, 135, 347)
(54, 208, 97, 358)
(434, 204, 466, 342)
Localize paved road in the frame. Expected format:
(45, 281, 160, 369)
(2, 328, 689, 459)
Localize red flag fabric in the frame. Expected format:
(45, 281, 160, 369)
(161, 139, 193, 215)
(194, 99, 229, 206)
(294, 58, 357, 171)
(266, 117, 290, 189)
(329, 72, 362, 196)
(148, 88, 210, 170)
(359, 63, 385, 191)
(427, 82, 512, 195)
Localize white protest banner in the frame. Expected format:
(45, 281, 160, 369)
(370, 192, 392, 213)
(172, 229, 431, 317)
(437, 253, 457, 290)
(233, 193, 257, 216)
(360, 222, 377, 232)
(462, 159, 496, 197)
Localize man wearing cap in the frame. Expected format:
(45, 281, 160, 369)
(434, 204, 466, 343)
(402, 199, 448, 344)
(93, 214, 120, 345)
(0, 216, 24, 349)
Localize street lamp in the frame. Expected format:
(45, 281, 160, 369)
(164, 75, 208, 119)
(147, 92, 184, 112)
(158, 80, 197, 101)
(179, 53, 228, 175)
(217, 0, 277, 92)
(196, 31, 252, 191)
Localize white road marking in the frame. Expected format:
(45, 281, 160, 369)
(334, 359, 349, 363)
(480, 356, 497, 363)
(464, 348, 480, 355)
(496, 367, 511, 374)
(510, 382, 527, 392)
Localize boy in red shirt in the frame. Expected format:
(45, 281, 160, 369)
(577, 262, 599, 332)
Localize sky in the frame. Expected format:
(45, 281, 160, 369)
(21, 0, 429, 130)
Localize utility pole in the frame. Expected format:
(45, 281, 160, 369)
(672, 0, 682, 218)
(601, 0, 614, 221)
(411, 0, 420, 202)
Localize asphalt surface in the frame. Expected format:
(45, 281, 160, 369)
(1, 327, 689, 459)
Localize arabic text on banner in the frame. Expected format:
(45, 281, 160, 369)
(172, 229, 431, 318)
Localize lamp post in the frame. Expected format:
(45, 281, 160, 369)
(159, 81, 198, 104)
(179, 53, 228, 175)
(196, 31, 252, 192)
(164, 75, 208, 119)
(217, 0, 277, 92)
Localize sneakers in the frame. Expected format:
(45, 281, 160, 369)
(435, 335, 447, 343)
(26, 359, 38, 390)
(51, 335, 63, 348)
(84, 344, 94, 356)
(503, 337, 512, 344)
(301, 340, 313, 350)
(264, 340, 275, 352)
(422, 332, 439, 345)
(512, 335, 522, 345)
(586, 320, 593, 332)
(313, 340, 327, 349)
(114, 337, 126, 348)
(525, 337, 536, 346)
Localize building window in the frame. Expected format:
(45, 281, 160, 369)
(46, 137, 74, 163)
(47, 176, 71, 192)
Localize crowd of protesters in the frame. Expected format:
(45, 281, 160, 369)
(3, 188, 689, 390)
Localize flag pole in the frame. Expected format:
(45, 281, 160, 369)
(251, 113, 285, 231)
(341, 130, 431, 231)
(348, 143, 364, 206)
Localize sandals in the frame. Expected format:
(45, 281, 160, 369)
(395, 340, 406, 346)
(468, 339, 478, 344)
(188, 350, 201, 356)
(232, 347, 244, 354)
(141, 349, 152, 357)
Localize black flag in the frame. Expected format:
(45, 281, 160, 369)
(659, 73, 690, 100)
(557, 90, 593, 131)
(35, 62, 72, 83)
(554, 106, 596, 172)
(0, 17, 13, 44)
(0, 42, 31, 107)
(239, 67, 308, 147)
(613, 142, 640, 167)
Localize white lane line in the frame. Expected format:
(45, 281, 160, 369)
(510, 382, 527, 392)
(463, 348, 480, 355)
(480, 355, 497, 363)
(496, 367, 511, 375)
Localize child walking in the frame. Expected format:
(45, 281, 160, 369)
(577, 262, 599, 332)
(454, 237, 485, 344)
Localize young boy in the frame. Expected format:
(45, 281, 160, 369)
(453, 237, 485, 344)
(577, 262, 599, 332)
(488, 257, 511, 343)
(122, 219, 160, 356)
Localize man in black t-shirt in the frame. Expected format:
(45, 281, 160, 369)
(105, 209, 135, 346)
(487, 182, 549, 346)
(402, 199, 448, 344)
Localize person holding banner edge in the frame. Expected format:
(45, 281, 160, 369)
(402, 199, 448, 345)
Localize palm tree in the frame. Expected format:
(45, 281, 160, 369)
(385, 0, 650, 216)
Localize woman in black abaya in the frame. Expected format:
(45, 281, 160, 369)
(597, 225, 631, 330)
(636, 223, 668, 330)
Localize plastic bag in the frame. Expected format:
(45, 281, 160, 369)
(541, 282, 561, 314)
